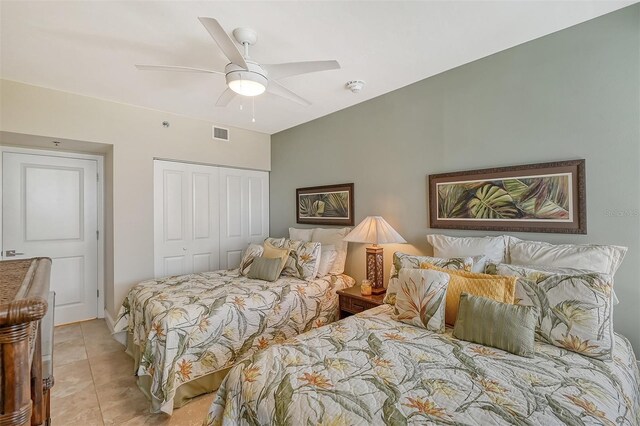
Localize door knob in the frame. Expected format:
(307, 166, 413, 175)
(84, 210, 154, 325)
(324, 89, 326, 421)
(4, 250, 25, 257)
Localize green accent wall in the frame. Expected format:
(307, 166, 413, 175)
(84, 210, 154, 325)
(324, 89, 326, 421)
(271, 5, 640, 353)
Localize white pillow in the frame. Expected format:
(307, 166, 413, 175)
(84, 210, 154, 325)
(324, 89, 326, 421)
(508, 238, 627, 278)
(289, 227, 313, 242)
(311, 227, 351, 275)
(427, 234, 506, 273)
(316, 244, 338, 278)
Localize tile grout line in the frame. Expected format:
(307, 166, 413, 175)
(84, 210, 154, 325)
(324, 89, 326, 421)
(81, 321, 109, 425)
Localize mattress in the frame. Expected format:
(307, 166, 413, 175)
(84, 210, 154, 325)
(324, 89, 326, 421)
(113, 269, 355, 414)
(207, 304, 640, 425)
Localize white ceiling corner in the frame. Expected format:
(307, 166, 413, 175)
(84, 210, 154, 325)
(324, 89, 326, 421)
(0, 1, 634, 134)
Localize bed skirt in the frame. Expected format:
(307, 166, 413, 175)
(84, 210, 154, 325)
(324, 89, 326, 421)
(126, 333, 230, 412)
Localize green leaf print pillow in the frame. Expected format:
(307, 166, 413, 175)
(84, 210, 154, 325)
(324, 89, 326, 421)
(383, 252, 474, 305)
(491, 263, 614, 360)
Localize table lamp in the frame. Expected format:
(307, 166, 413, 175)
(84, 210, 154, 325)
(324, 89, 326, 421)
(343, 216, 406, 294)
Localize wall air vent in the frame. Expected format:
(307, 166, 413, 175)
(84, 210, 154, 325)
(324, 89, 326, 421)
(213, 126, 230, 141)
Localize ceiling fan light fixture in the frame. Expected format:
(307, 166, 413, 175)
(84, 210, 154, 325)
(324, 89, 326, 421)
(227, 71, 267, 97)
(137, 18, 341, 108)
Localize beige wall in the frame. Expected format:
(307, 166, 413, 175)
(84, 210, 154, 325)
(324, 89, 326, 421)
(0, 79, 271, 319)
(271, 6, 640, 353)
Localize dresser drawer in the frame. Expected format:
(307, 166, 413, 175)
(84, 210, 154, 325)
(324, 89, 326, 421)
(340, 296, 379, 314)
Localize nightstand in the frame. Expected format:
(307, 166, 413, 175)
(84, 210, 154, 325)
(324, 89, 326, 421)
(337, 285, 385, 319)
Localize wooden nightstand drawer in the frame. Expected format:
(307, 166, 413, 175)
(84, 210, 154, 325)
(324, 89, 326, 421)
(341, 297, 378, 314)
(337, 286, 385, 319)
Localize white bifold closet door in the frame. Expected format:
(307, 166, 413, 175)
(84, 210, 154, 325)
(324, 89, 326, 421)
(218, 167, 270, 269)
(154, 160, 268, 278)
(154, 161, 220, 277)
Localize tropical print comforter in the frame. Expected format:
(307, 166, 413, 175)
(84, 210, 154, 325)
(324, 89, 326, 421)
(113, 269, 354, 414)
(207, 304, 640, 425)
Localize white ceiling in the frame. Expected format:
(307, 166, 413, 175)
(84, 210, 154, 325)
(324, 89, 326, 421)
(1, 1, 634, 135)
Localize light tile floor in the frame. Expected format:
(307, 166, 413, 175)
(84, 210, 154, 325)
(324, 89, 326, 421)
(52, 319, 215, 425)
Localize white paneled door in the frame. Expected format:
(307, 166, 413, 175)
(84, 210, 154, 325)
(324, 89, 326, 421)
(2, 152, 99, 325)
(154, 161, 269, 277)
(219, 167, 269, 269)
(154, 160, 221, 277)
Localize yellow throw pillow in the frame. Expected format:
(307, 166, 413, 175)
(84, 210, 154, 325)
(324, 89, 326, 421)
(420, 263, 516, 326)
(263, 242, 290, 272)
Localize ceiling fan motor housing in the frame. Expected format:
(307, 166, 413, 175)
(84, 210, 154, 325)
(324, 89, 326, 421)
(225, 61, 268, 96)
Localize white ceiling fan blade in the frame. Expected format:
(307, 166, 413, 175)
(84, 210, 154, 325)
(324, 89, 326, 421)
(267, 81, 311, 106)
(135, 64, 224, 75)
(216, 88, 236, 107)
(198, 17, 248, 69)
(263, 60, 340, 80)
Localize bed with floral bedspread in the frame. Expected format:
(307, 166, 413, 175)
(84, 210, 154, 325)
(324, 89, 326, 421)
(206, 304, 640, 425)
(113, 269, 354, 414)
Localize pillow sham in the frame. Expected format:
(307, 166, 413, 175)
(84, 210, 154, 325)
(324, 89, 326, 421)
(239, 243, 264, 276)
(421, 264, 516, 326)
(311, 227, 351, 275)
(279, 239, 322, 280)
(262, 241, 290, 272)
(453, 293, 539, 357)
(492, 262, 614, 360)
(247, 257, 286, 282)
(383, 252, 474, 305)
(393, 268, 450, 333)
(485, 262, 619, 305)
(289, 227, 313, 242)
(316, 244, 338, 278)
(507, 238, 627, 278)
(427, 234, 506, 272)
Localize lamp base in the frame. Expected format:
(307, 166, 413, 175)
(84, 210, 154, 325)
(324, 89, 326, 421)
(366, 246, 384, 293)
(370, 286, 386, 295)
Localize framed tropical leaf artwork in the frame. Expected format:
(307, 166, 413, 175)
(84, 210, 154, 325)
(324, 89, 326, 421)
(296, 183, 354, 226)
(429, 160, 586, 234)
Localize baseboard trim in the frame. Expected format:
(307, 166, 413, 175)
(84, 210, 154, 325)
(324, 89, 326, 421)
(104, 309, 116, 333)
(105, 310, 127, 346)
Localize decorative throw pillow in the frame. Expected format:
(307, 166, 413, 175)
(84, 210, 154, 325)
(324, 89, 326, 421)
(262, 241, 290, 273)
(427, 234, 506, 272)
(289, 227, 314, 242)
(279, 239, 321, 280)
(311, 227, 351, 275)
(316, 244, 338, 278)
(421, 264, 516, 326)
(239, 243, 264, 276)
(247, 257, 286, 282)
(485, 263, 619, 305)
(393, 268, 450, 333)
(383, 252, 474, 305)
(492, 263, 614, 360)
(453, 293, 539, 357)
(264, 237, 286, 247)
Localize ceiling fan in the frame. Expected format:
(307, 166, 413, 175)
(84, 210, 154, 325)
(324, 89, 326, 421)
(136, 17, 340, 107)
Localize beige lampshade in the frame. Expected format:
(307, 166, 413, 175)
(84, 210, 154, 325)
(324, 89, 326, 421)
(343, 216, 407, 245)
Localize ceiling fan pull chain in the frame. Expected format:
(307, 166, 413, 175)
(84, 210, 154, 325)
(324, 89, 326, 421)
(252, 97, 256, 123)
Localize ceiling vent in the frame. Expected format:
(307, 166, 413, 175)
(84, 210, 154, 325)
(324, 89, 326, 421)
(212, 126, 230, 141)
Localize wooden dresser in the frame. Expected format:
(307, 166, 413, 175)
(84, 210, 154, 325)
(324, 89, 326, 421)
(0, 258, 52, 426)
